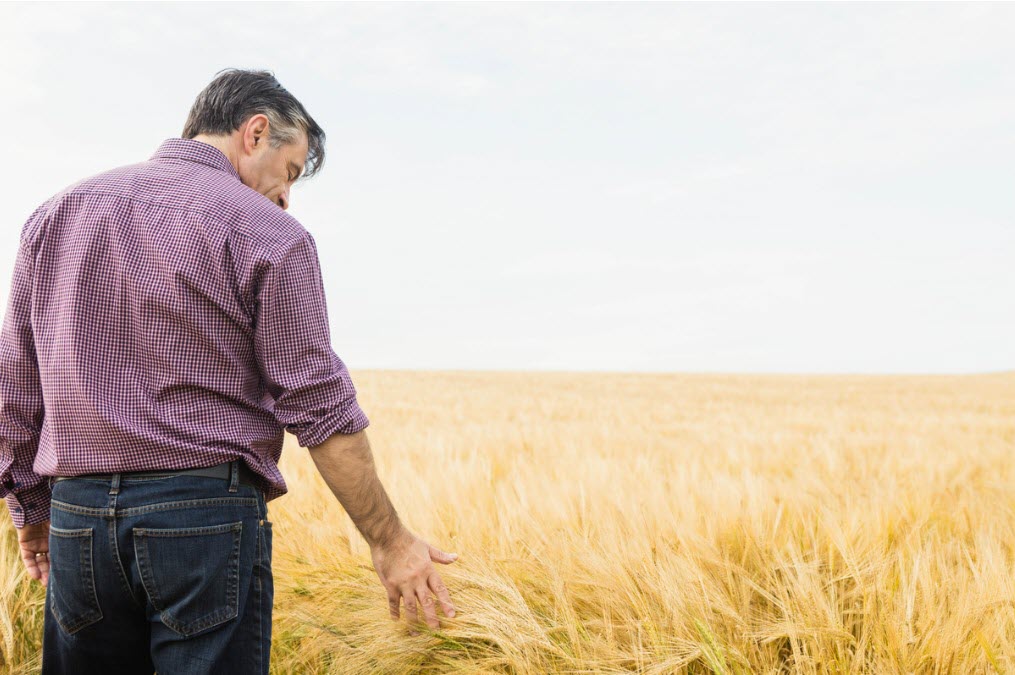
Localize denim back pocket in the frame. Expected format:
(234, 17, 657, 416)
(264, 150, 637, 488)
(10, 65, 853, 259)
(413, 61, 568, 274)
(133, 520, 243, 638)
(48, 526, 103, 635)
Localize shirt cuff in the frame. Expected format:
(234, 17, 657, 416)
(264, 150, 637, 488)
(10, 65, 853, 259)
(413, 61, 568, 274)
(4, 479, 52, 529)
(289, 398, 370, 449)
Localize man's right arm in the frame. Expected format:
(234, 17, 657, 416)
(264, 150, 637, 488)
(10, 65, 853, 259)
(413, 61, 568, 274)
(309, 428, 460, 634)
(247, 229, 458, 632)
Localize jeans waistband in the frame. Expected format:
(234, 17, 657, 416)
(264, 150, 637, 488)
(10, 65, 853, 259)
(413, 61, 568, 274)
(50, 459, 260, 490)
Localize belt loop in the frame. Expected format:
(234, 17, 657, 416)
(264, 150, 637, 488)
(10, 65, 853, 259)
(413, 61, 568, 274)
(109, 472, 121, 496)
(228, 460, 238, 493)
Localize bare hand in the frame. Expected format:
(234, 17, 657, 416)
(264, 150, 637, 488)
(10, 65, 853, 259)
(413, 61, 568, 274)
(370, 528, 458, 635)
(18, 520, 50, 587)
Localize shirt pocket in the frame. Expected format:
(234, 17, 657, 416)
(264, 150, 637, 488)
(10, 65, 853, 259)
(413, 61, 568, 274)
(133, 520, 243, 638)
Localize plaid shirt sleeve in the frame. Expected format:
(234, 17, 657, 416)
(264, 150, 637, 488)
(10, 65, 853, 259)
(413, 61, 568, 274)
(252, 231, 369, 449)
(0, 203, 52, 529)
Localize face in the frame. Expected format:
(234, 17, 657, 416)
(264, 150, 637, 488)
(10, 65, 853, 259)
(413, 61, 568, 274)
(235, 114, 308, 211)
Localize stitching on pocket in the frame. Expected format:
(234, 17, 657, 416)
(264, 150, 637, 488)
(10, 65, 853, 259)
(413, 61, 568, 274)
(49, 501, 112, 518)
(134, 521, 244, 538)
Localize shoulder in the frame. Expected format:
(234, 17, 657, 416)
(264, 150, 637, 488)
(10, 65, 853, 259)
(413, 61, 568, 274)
(224, 184, 310, 259)
(44, 158, 311, 261)
(18, 188, 70, 246)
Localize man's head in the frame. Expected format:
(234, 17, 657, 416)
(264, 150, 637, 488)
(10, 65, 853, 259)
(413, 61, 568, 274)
(182, 68, 325, 211)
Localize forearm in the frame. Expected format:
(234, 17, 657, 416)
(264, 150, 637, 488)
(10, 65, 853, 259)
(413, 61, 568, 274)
(307, 429, 404, 548)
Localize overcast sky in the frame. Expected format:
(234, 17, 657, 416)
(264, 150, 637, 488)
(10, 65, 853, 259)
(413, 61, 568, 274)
(2, 2, 1012, 374)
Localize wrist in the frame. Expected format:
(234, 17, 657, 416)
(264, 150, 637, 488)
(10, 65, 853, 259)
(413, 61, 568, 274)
(371, 520, 409, 549)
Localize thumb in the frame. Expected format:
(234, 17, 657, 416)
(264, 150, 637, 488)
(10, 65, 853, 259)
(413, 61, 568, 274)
(429, 544, 459, 564)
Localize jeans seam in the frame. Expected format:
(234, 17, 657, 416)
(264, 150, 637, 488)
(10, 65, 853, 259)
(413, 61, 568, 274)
(109, 516, 144, 610)
(132, 521, 243, 537)
(50, 497, 258, 518)
(256, 515, 263, 673)
(49, 501, 113, 517)
(116, 497, 258, 517)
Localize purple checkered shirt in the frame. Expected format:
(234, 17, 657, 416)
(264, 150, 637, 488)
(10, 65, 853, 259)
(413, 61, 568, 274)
(0, 137, 369, 528)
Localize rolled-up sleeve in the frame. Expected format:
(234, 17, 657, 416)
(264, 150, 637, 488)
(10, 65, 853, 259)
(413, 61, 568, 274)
(251, 231, 369, 448)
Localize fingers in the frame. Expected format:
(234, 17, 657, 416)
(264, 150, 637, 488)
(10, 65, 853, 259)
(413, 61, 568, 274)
(397, 584, 440, 635)
(428, 572, 455, 618)
(23, 558, 41, 582)
(429, 544, 459, 565)
(416, 583, 440, 630)
(21, 548, 49, 586)
(376, 535, 459, 636)
(402, 588, 420, 636)
(389, 585, 423, 636)
(387, 588, 401, 621)
(37, 557, 49, 587)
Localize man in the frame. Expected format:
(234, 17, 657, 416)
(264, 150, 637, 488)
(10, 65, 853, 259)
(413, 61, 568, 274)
(0, 68, 457, 674)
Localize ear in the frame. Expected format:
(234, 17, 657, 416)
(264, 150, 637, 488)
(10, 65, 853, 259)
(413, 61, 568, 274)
(241, 114, 270, 155)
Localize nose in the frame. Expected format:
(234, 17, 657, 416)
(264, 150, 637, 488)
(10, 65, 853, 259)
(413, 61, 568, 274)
(277, 190, 289, 211)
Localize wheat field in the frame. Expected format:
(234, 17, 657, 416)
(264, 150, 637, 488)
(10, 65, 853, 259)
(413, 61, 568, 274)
(2, 370, 1014, 673)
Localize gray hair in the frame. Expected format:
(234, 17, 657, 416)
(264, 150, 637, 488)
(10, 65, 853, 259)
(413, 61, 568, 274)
(181, 68, 326, 180)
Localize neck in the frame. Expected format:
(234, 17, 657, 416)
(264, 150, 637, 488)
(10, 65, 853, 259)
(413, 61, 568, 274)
(190, 134, 241, 173)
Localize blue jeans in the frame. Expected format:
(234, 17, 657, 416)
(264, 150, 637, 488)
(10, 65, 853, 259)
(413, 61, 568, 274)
(40, 462, 273, 674)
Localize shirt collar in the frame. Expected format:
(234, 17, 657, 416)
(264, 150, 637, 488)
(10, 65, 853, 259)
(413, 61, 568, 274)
(149, 137, 242, 182)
